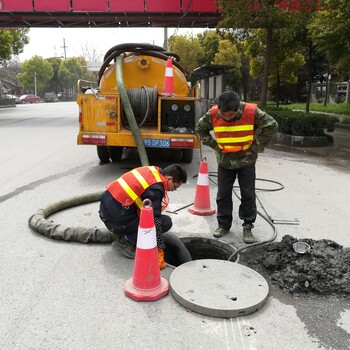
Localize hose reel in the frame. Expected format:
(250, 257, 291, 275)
(122, 86, 158, 128)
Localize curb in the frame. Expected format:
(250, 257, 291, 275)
(335, 123, 350, 130)
(274, 133, 330, 147)
(0, 105, 16, 109)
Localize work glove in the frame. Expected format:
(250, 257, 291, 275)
(154, 216, 166, 249)
(158, 249, 166, 270)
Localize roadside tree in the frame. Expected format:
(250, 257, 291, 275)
(244, 28, 305, 106)
(80, 42, 103, 63)
(308, 0, 350, 105)
(0, 28, 29, 65)
(58, 57, 83, 98)
(197, 30, 221, 66)
(46, 57, 63, 94)
(168, 34, 204, 78)
(219, 0, 320, 108)
(75, 56, 97, 82)
(17, 55, 53, 95)
(196, 29, 250, 98)
(212, 39, 242, 91)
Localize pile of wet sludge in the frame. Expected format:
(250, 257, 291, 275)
(239, 235, 350, 296)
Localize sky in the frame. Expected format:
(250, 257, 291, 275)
(18, 27, 205, 62)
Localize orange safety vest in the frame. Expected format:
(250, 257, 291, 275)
(211, 103, 257, 153)
(106, 166, 168, 209)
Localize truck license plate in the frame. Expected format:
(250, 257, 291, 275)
(143, 138, 170, 148)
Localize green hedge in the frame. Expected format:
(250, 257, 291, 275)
(341, 117, 350, 125)
(266, 107, 339, 136)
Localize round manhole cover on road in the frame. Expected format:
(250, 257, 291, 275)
(170, 259, 269, 318)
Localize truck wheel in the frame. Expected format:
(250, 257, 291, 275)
(182, 149, 193, 163)
(171, 149, 183, 162)
(97, 146, 110, 163)
(109, 146, 123, 162)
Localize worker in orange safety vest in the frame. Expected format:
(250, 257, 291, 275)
(99, 164, 187, 269)
(196, 91, 278, 243)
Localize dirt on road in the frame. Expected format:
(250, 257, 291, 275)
(240, 235, 350, 296)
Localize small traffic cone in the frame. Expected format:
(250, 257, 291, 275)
(189, 158, 216, 216)
(124, 199, 169, 302)
(161, 58, 175, 95)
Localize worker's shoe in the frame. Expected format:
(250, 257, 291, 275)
(112, 235, 136, 259)
(213, 227, 229, 238)
(243, 224, 256, 244)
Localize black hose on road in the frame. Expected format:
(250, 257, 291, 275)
(206, 173, 281, 262)
(163, 232, 193, 265)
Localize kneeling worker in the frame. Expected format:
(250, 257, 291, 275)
(99, 164, 187, 269)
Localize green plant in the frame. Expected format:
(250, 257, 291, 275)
(266, 107, 339, 136)
(280, 102, 350, 115)
(341, 117, 350, 125)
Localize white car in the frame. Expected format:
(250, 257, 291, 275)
(5, 94, 21, 104)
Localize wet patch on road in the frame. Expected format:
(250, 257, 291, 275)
(0, 162, 95, 204)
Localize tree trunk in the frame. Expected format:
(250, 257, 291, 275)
(324, 65, 329, 107)
(260, 26, 273, 109)
(306, 41, 313, 113)
(276, 65, 280, 107)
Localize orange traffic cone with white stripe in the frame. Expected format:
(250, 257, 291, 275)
(189, 158, 216, 216)
(124, 199, 169, 301)
(161, 58, 175, 95)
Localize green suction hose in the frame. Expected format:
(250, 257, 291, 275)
(116, 54, 149, 166)
(28, 191, 116, 243)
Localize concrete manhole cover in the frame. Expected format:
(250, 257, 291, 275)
(170, 259, 269, 318)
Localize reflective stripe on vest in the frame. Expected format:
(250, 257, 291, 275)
(211, 103, 257, 153)
(214, 125, 254, 132)
(106, 166, 167, 208)
(116, 177, 143, 209)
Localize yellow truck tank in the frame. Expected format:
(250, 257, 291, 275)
(76, 43, 200, 163)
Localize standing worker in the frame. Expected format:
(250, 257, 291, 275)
(99, 164, 187, 269)
(196, 91, 278, 243)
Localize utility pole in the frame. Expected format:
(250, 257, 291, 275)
(62, 38, 67, 59)
(34, 72, 37, 96)
(163, 28, 168, 50)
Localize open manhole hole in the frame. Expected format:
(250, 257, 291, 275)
(164, 236, 237, 267)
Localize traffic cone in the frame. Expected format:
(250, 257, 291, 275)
(189, 158, 216, 216)
(124, 199, 169, 302)
(161, 58, 175, 95)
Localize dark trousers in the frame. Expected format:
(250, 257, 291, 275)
(116, 215, 172, 246)
(216, 164, 257, 230)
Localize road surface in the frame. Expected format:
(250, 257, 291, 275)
(1, 102, 349, 350)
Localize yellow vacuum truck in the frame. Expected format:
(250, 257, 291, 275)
(76, 43, 200, 163)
